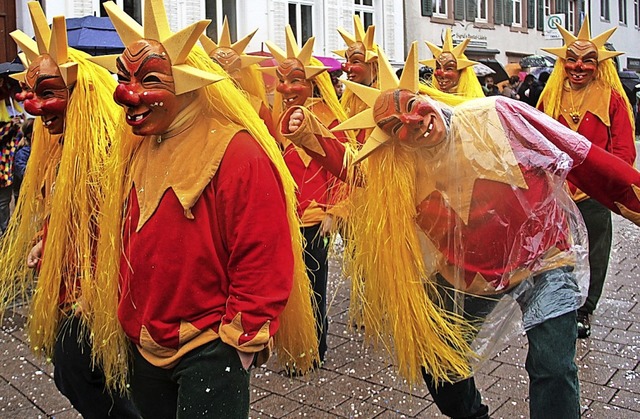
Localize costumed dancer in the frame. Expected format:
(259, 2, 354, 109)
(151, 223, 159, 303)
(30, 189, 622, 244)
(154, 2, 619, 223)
(0, 2, 139, 417)
(261, 25, 351, 367)
(90, 1, 319, 417)
(334, 15, 378, 144)
(421, 28, 485, 97)
(199, 17, 277, 137)
(538, 17, 636, 339)
(281, 42, 640, 419)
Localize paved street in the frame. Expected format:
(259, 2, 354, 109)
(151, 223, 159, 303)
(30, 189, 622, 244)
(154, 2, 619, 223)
(1, 215, 639, 418)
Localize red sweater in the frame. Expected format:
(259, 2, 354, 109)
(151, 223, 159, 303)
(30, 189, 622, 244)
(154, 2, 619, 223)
(119, 132, 294, 367)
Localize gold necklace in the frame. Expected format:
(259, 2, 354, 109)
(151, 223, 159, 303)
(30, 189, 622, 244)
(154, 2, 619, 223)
(568, 86, 588, 124)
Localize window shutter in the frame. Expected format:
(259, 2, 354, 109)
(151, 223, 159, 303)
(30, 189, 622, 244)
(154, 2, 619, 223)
(527, 0, 535, 27)
(495, 0, 504, 24)
(537, 0, 544, 30)
(421, 0, 433, 16)
(505, 0, 513, 25)
(466, 0, 477, 20)
(455, 0, 466, 20)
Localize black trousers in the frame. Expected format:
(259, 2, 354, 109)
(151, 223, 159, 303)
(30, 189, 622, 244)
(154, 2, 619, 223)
(577, 198, 612, 314)
(130, 340, 250, 419)
(53, 315, 139, 419)
(302, 223, 329, 362)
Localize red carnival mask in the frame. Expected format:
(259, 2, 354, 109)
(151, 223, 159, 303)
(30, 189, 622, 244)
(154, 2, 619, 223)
(373, 89, 446, 149)
(114, 39, 187, 136)
(564, 40, 598, 90)
(23, 55, 70, 135)
(342, 42, 376, 86)
(276, 58, 313, 109)
(434, 52, 461, 93)
(211, 47, 242, 80)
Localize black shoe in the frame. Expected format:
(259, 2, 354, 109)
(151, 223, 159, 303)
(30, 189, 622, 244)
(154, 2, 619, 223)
(577, 311, 591, 339)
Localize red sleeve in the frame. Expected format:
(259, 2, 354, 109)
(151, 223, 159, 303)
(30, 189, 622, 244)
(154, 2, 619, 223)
(259, 102, 278, 140)
(608, 91, 636, 166)
(216, 132, 294, 346)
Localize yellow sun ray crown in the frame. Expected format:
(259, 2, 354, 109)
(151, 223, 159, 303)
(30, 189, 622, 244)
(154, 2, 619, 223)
(541, 16, 622, 61)
(10, 1, 77, 87)
(333, 14, 378, 63)
(90, 0, 224, 95)
(199, 16, 266, 69)
(421, 28, 478, 71)
(332, 42, 422, 163)
(259, 25, 329, 80)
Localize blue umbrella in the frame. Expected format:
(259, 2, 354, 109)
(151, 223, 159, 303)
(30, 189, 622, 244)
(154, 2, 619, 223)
(66, 16, 124, 56)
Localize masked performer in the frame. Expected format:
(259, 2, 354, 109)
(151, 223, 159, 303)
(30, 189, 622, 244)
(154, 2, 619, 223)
(199, 18, 276, 137)
(538, 18, 636, 338)
(91, 1, 318, 417)
(281, 43, 640, 419)
(421, 28, 484, 98)
(261, 25, 351, 366)
(0, 2, 139, 417)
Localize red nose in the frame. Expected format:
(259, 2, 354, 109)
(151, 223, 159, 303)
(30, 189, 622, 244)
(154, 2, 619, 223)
(23, 98, 42, 116)
(341, 62, 351, 73)
(435, 69, 444, 77)
(400, 114, 423, 125)
(15, 90, 33, 102)
(114, 83, 141, 107)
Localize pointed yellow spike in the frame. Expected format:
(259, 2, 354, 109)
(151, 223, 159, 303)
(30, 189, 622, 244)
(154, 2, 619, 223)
(425, 41, 443, 59)
(88, 54, 120, 74)
(442, 28, 454, 52)
(557, 24, 577, 46)
(337, 28, 356, 48)
(456, 58, 478, 70)
(285, 26, 300, 58)
(365, 50, 378, 63)
(598, 49, 623, 61)
(264, 41, 287, 63)
(399, 43, 419, 93)
(257, 66, 277, 77)
(576, 15, 591, 40)
(48, 17, 69, 66)
(10, 30, 39, 64)
(16, 52, 29, 68)
(541, 46, 567, 59)
(163, 20, 210, 65)
(144, 0, 171, 41)
(343, 80, 382, 108)
(10, 71, 27, 84)
(232, 28, 258, 55)
(103, 1, 143, 47)
(591, 27, 617, 48)
(332, 107, 376, 132)
(377, 49, 399, 91)
(353, 126, 391, 163)
(451, 38, 470, 58)
(363, 25, 376, 50)
(298, 36, 315, 65)
(353, 15, 366, 41)
(199, 34, 219, 56)
(239, 55, 269, 68)
(172, 64, 225, 95)
(28, 1, 51, 55)
(333, 48, 348, 59)
(59, 62, 78, 87)
(218, 16, 233, 47)
(304, 66, 329, 80)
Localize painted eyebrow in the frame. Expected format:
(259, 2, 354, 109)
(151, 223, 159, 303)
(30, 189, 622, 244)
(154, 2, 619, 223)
(116, 57, 130, 77)
(135, 53, 168, 78)
(33, 74, 61, 90)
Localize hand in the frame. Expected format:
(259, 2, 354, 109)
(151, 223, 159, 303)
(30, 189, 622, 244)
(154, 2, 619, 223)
(27, 240, 43, 269)
(288, 109, 305, 133)
(320, 214, 334, 236)
(236, 350, 255, 371)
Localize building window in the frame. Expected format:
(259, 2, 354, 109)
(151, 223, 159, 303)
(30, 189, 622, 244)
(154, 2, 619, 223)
(568, 0, 575, 30)
(513, 0, 523, 26)
(476, 0, 488, 21)
(619, 0, 628, 23)
(635, 0, 639, 26)
(432, 0, 448, 18)
(544, 0, 552, 17)
(354, 0, 374, 28)
(204, 0, 237, 41)
(289, 1, 314, 45)
(100, 0, 142, 24)
(601, 0, 610, 20)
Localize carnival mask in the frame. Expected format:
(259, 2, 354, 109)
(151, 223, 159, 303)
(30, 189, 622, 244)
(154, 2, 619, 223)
(114, 39, 187, 136)
(434, 52, 460, 93)
(374, 89, 446, 149)
(342, 42, 376, 86)
(276, 58, 313, 109)
(22, 55, 70, 135)
(564, 40, 598, 89)
(211, 47, 242, 80)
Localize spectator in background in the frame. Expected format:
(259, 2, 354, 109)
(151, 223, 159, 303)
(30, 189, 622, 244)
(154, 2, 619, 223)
(517, 74, 536, 105)
(483, 75, 500, 96)
(330, 69, 345, 99)
(0, 114, 19, 236)
(502, 75, 521, 99)
(13, 118, 33, 203)
(529, 71, 550, 107)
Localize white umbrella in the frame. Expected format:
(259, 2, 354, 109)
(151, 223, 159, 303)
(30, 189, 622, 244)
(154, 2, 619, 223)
(473, 62, 496, 77)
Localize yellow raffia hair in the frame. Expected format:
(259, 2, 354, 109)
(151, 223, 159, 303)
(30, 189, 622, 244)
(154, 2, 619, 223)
(539, 58, 635, 131)
(0, 103, 9, 121)
(429, 66, 485, 98)
(91, 46, 321, 387)
(0, 48, 127, 372)
(236, 63, 269, 105)
(343, 142, 474, 384)
(419, 82, 471, 107)
(340, 61, 379, 118)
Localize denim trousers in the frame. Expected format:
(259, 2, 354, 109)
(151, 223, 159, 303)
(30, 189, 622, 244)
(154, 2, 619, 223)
(130, 339, 251, 419)
(422, 268, 580, 419)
